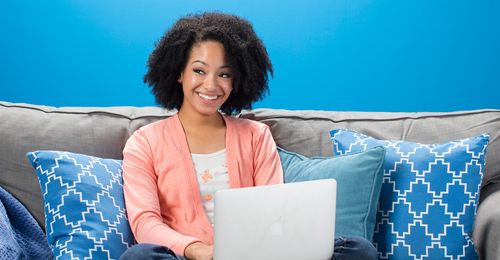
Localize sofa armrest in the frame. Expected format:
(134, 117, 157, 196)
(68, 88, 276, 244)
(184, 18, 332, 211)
(474, 189, 500, 260)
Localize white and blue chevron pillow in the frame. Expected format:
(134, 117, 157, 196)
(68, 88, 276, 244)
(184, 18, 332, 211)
(27, 151, 134, 260)
(330, 129, 489, 260)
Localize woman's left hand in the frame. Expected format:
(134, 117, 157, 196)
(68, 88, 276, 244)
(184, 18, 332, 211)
(184, 242, 213, 260)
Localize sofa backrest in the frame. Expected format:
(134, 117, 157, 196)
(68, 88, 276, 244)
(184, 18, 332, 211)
(241, 109, 500, 199)
(1, 101, 500, 230)
(0, 102, 173, 228)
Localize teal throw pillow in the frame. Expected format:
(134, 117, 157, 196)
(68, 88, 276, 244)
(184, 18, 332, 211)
(27, 151, 134, 259)
(330, 129, 489, 259)
(278, 146, 385, 241)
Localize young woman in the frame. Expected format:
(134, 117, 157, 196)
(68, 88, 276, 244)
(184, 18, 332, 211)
(121, 12, 377, 260)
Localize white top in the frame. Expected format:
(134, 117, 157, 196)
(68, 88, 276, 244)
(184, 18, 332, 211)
(191, 149, 230, 225)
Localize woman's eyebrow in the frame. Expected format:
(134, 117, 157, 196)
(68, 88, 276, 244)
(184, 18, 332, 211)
(192, 60, 207, 65)
(192, 60, 230, 69)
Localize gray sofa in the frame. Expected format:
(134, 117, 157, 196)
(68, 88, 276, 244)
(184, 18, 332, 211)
(1, 100, 499, 259)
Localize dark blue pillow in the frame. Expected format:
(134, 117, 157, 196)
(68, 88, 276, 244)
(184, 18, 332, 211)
(330, 129, 489, 259)
(27, 151, 134, 259)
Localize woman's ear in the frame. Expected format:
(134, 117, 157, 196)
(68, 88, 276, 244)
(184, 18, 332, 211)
(178, 73, 183, 83)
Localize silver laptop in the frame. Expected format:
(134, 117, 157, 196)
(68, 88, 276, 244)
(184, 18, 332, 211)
(213, 179, 337, 260)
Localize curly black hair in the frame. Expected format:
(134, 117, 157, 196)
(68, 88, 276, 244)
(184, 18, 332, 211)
(144, 12, 273, 115)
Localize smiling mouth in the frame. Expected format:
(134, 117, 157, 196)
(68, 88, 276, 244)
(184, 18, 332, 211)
(198, 92, 219, 101)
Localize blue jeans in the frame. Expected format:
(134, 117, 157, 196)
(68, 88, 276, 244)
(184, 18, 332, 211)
(120, 236, 377, 260)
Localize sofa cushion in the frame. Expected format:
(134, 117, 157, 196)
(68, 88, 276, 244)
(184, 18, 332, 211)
(279, 146, 385, 241)
(27, 151, 135, 259)
(330, 129, 489, 259)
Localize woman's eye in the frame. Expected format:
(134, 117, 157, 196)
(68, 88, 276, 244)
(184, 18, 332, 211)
(220, 73, 231, 78)
(193, 69, 205, 75)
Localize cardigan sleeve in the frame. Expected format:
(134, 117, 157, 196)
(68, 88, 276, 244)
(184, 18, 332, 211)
(122, 130, 200, 256)
(252, 124, 284, 186)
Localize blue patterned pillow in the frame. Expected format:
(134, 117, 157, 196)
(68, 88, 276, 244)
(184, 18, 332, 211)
(27, 151, 134, 259)
(330, 129, 489, 259)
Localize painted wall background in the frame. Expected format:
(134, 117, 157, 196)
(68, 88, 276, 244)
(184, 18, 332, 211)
(1, 0, 499, 112)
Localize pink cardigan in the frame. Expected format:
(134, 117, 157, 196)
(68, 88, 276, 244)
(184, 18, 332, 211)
(122, 114, 284, 256)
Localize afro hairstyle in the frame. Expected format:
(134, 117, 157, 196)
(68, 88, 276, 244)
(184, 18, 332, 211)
(144, 12, 273, 115)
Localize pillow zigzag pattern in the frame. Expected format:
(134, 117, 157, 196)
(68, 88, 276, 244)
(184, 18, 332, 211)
(28, 151, 134, 260)
(330, 129, 489, 260)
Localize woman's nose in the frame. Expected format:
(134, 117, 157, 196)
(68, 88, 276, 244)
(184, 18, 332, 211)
(203, 74, 218, 89)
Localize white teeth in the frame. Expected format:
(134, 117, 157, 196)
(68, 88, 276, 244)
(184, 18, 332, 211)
(198, 93, 218, 100)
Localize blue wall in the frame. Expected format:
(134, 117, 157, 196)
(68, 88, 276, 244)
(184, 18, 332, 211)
(1, 1, 499, 112)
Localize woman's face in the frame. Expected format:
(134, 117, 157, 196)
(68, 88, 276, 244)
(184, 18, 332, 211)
(178, 40, 233, 117)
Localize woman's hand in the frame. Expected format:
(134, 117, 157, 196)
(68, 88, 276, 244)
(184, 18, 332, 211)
(184, 242, 213, 260)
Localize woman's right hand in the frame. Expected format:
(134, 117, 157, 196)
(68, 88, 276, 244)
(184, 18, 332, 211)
(184, 242, 213, 260)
